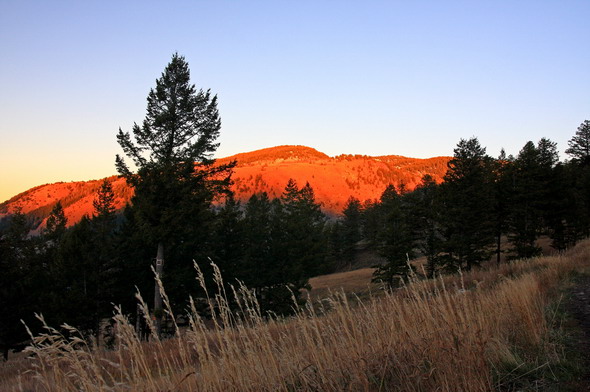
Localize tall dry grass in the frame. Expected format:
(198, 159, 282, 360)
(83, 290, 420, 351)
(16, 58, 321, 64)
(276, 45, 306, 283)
(3, 241, 590, 391)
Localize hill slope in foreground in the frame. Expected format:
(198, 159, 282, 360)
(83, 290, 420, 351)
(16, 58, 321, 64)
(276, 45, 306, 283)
(5, 239, 590, 390)
(0, 145, 450, 228)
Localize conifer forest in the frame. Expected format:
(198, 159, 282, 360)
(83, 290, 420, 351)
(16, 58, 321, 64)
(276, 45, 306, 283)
(2, 54, 590, 391)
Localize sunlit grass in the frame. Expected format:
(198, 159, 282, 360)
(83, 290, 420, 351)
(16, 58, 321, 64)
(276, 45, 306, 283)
(3, 240, 590, 391)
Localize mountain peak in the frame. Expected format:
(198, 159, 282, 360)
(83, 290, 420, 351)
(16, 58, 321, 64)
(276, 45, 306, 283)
(217, 145, 330, 165)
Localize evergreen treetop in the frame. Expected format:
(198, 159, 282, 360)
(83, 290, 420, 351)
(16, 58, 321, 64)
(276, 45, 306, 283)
(93, 179, 116, 220)
(44, 201, 67, 241)
(566, 120, 590, 164)
(116, 53, 223, 178)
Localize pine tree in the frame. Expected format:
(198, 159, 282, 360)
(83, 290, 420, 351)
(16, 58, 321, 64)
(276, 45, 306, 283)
(90, 179, 119, 341)
(372, 185, 415, 287)
(93, 179, 116, 220)
(211, 193, 244, 282)
(115, 53, 234, 335)
(412, 175, 444, 277)
(325, 220, 344, 270)
(241, 193, 273, 287)
(565, 120, 590, 237)
(340, 196, 362, 266)
(492, 150, 513, 265)
(0, 210, 38, 360)
(45, 180, 121, 341)
(253, 180, 326, 314)
(440, 138, 495, 271)
(566, 120, 590, 165)
(506, 140, 551, 259)
(360, 199, 380, 248)
(281, 180, 327, 275)
(546, 162, 579, 251)
(51, 217, 96, 330)
(43, 201, 67, 243)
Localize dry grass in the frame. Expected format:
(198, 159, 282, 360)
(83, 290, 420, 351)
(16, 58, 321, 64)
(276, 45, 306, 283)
(309, 267, 377, 300)
(308, 235, 557, 301)
(3, 240, 590, 391)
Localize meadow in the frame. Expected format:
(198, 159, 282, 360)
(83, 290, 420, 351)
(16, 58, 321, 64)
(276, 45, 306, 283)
(1, 241, 589, 391)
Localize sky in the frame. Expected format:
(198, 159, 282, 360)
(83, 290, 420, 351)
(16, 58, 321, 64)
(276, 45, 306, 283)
(1, 1, 589, 203)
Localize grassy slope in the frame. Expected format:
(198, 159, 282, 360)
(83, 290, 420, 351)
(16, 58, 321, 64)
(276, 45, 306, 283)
(2, 241, 590, 391)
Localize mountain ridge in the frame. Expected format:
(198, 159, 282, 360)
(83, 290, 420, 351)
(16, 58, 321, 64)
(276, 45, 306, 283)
(0, 145, 451, 229)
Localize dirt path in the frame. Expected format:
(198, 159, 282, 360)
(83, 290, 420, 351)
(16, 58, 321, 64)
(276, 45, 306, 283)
(564, 275, 590, 390)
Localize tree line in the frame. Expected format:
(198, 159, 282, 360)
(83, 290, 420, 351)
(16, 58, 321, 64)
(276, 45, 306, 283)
(329, 123, 590, 288)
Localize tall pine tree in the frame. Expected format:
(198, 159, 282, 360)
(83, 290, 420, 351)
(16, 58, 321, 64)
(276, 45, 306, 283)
(340, 196, 362, 266)
(440, 138, 495, 271)
(507, 141, 548, 259)
(372, 185, 415, 287)
(566, 120, 590, 237)
(412, 175, 444, 277)
(115, 53, 234, 335)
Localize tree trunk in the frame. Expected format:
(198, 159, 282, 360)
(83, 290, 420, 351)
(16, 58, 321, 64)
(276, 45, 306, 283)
(154, 242, 164, 338)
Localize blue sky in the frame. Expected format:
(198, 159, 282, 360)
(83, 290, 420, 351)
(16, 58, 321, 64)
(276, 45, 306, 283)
(1, 1, 589, 202)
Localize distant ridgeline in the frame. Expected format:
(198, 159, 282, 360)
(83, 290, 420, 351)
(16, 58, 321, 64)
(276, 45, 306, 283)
(0, 145, 450, 231)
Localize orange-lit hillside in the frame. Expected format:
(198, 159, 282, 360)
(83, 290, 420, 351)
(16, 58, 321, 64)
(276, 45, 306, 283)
(217, 146, 449, 214)
(0, 177, 133, 232)
(0, 146, 450, 229)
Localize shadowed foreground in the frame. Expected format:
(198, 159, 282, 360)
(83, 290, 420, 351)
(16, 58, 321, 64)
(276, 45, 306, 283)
(3, 241, 590, 391)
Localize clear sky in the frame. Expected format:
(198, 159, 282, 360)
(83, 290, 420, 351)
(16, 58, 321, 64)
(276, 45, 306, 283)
(1, 1, 589, 202)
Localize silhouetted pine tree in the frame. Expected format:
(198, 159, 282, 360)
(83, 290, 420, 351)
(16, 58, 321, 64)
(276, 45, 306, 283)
(250, 180, 326, 314)
(42, 202, 69, 311)
(43, 201, 67, 245)
(506, 140, 550, 259)
(492, 149, 513, 264)
(546, 162, 579, 251)
(566, 120, 590, 237)
(325, 220, 344, 270)
(439, 138, 495, 271)
(412, 175, 444, 277)
(115, 53, 234, 335)
(566, 120, 590, 165)
(211, 193, 244, 283)
(372, 185, 415, 287)
(340, 196, 362, 266)
(360, 199, 380, 248)
(240, 193, 274, 287)
(51, 217, 96, 330)
(89, 180, 120, 340)
(93, 179, 116, 219)
(0, 210, 39, 360)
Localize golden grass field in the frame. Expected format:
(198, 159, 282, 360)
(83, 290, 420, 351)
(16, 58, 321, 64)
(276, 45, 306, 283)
(1, 240, 589, 391)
